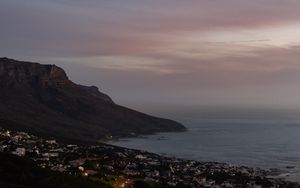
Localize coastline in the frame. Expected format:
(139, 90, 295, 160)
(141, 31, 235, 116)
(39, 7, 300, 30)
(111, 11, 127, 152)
(109, 126, 300, 184)
(99, 128, 188, 143)
(1, 127, 299, 188)
(109, 140, 298, 184)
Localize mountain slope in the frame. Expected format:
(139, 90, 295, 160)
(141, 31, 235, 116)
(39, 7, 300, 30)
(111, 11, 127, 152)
(0, 57, 185, 143)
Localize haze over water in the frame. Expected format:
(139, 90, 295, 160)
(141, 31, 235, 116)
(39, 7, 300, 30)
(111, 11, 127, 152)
(112, 107, 300, 182)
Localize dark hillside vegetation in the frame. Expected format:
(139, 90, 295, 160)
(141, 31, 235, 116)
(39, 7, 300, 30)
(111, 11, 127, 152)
(0, 153, 110, 188)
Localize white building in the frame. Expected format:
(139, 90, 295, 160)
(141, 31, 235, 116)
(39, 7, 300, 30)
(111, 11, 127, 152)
(12, 147, 26, 156)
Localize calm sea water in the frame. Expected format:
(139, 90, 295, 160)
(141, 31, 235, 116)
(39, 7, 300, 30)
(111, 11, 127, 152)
(111, 108, 300, 182)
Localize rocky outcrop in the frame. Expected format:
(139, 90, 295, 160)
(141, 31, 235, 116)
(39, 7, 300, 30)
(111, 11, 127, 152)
(0, 57, 185, 143)
(0, 57, 68, 86)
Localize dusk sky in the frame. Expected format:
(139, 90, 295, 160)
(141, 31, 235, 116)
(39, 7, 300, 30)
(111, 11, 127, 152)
(2, 0, 300, 109)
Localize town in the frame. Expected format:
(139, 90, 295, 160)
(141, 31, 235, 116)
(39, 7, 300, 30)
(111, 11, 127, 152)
(0, 128, 298, 188)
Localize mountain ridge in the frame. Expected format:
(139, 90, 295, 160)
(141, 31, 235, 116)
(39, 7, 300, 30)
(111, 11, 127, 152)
(0, 57, 185, 143)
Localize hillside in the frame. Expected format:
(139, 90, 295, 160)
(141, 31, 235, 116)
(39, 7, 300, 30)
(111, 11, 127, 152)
(0, 57, 185, 143)
(0, 153, 110, 188)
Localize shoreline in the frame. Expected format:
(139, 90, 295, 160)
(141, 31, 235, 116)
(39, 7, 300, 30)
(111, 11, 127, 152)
(1, 128, 299, 187)
(99, 128, 188, 143)
(109, 131, 300, 184)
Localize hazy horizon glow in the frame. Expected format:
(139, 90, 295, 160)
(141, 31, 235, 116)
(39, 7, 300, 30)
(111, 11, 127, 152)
(2, 0, 300, 109)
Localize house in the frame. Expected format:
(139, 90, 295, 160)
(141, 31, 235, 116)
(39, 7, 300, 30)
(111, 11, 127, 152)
(12, 147, 26, 156)
(69, 159, 85, 167)
(85, 170, 98, 176)
(135, 154, 147, 160)
(46, 140, 57, 144)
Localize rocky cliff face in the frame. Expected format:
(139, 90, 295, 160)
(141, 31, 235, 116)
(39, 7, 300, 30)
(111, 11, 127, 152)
(0, 58, 68, 86)
(0, 57, 113, 103)
(0, 58, 185, 143)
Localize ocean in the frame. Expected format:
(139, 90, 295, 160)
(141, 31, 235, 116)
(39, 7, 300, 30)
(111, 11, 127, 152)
(111, 108, 300, 182)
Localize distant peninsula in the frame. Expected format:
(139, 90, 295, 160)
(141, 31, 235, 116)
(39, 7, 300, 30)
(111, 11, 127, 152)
(0, 57, 186, 143)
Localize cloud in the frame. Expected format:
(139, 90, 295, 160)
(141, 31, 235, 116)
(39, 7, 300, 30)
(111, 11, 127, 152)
(2, 0, 300, 106)
(2, 0, 300, 58)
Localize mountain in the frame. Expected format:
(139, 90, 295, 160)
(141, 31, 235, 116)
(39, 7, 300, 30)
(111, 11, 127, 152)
(0, 57, 185, 143)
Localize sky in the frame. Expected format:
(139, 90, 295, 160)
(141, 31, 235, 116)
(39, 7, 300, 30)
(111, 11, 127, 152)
(2, 0, 300, 110)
